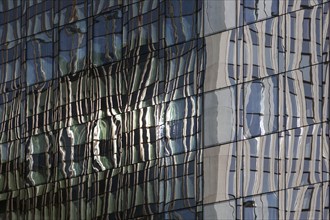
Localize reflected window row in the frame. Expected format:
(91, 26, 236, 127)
(204, 4, 329, 92)
(204, 63, 329, 147)
(0, 0, 328, 46)
(0, 40, 21, 85)
(204, 183, 329, 220)
(203, 122, 329, 203)
(0, 148, 203, 218)
(204, 0, 327, 36)
(17, 44, 202, 140)
(25, 0, 53, 36)
(5, 104, 202, 185)
(0, 139, 22, 193)
(204, 74, 278, 146)
(1, 16, 205, 89)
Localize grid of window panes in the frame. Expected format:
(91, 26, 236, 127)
(0, 0, 204, 219)
(203, 0, 330, 219)
(1, 0, 330, 219)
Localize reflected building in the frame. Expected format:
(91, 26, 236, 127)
(0, 0, 329, 219)
(203, 0, 330, 219)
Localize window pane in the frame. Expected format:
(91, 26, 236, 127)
(244, 76, 278, 138)
(244, 192, 279, 220)
(59, 20, 87, 76)
(204, 0, 236, 35)
(204, 200, 236, 220)
(204, 86, 236, 146)
(26, 31, 53, 86)
(243, 0, 278, 24)
(93, 9, 122, 66)
(204, 30, 237, 91)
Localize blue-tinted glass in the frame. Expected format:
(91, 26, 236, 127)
(59, 20, 87, 76)
(93, 9, 122, 66)
(26, 31, 53, 86)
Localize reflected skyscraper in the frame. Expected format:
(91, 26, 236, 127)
(0, 0, 329, 219)
(203, 0, 329, 219)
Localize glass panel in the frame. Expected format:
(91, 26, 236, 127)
(286, 0, 322, 13)
(323, 183, 330, 219)
(26, 0, 53, 36)
(93, 9, 122, 66)
(29, 132, 54, 154)
(323, 123, 330, 182)
(244, 75, 278, 138)
(204, 30, 237, 91)
(285, 184, 322, 219)
(166, 0, 195, 17)
(204, 0, 236, 35)
(285, 124, 322, 188)
(243, 17, 279, 81)
(26, 31, 53, 86)
(204, 86, 236, 146)
(93, 118, 111, 141)
(323, 3, 330, 62)
(26, 153, 51, 186)
(166, 15, 195, 46)
(0, 0, 21, 44)
(164, 208, 196, 220)
(57, 145, 87, 180)
(243, 192, 279, 220)
(204, 200, 236, 220)
(59, 20, 87, 76)
(0, 40, 20, 84)
(93, 0, 122, 15)
(286, 6, 322, 71)
(124, 0, 159, 57)
(203, 143, 236, 203)
(166, 98, 185, 121)
(59, 124, 87, 146)
(165, 0, 197, 46)
(244, 133, 279, 196)
(286, 65, 322, 129)
(323, 62, 330, 124)
(243, 0, 278, 24)
(58, 0, 89, 26)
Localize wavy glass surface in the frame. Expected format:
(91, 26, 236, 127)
(93, 0, 122, 15)
(93, 9, 122, 66)
(165, 0, 200, 46)
(0, 0, 21, 44)
(243, 133, 279, 196)
(203, 143, 237, 202)
(0, 40, 21, 84)
(204, 30, 237, 91)
(285, 124, 322, 188)
(285, 184, 323, 219)
(243, 192, 279, 219)
(243, 0, 278, 24)
(324, 63, 330, 122)
(0, 0, 329, 219)
(284, 0, 323, 13)
(324, 2, 330, 62)
(244, 75, 278, 138)
(26, 0, 53, 36)
(285, 65, 322, 129)
(124, 0, 159, 57)
(58, 0, 89, 26)
(204, 0, 236, 36)
(59, 20, 87, 76)
(286, 6, 322, 71)
(204, 200, 236, 219)
(26, 31, 53, 86)
(243, 17, 279, 81)
(204, 86, 236, 146)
